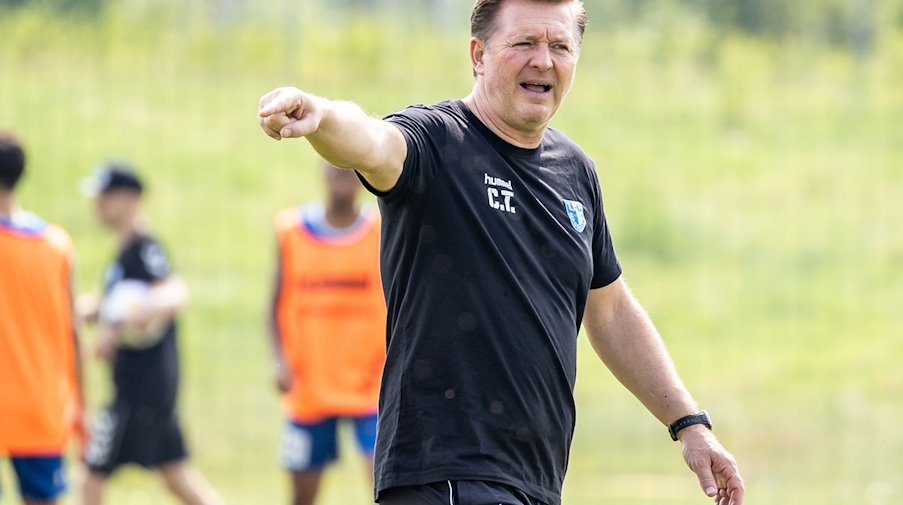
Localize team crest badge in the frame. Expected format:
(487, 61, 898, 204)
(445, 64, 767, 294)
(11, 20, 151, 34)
(563, 199, 586, 233)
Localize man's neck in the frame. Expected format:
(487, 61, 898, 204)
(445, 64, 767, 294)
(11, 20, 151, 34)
(462, 91, 546, 149)
(0, 191, 15, 219)
(324, 201, 360, 229)
(113, 217, 142, 247)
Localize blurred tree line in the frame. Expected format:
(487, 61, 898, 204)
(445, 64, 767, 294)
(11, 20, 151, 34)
(1, 0, 900, 57)
(588, 0, 884, 57)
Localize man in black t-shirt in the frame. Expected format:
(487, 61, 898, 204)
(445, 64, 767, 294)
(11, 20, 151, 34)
(77, 163, 223, 505)
(258, 1, 745, 505)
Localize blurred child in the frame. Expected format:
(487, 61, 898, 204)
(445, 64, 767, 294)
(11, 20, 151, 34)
(77, 162, 223, 505)
(0, 131, 84, 505)
(270, 164, 386, 505)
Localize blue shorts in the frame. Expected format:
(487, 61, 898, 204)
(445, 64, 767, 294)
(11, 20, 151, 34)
(1, 455, 66, 501)
(281, 414, 378, 473)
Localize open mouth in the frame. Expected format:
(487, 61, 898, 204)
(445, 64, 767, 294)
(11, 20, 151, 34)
(520, 82, 552, 93)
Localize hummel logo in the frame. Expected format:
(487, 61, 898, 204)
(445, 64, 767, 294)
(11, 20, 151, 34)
(484, 173, 516, 214)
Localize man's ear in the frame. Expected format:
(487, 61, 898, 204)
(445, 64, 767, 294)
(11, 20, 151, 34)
(470, 37, 487, 76)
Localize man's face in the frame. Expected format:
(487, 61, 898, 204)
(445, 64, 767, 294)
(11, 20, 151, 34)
(94, 191, 138, 229)
(325, 167, 360, 207)
(472, 0, 580, 135)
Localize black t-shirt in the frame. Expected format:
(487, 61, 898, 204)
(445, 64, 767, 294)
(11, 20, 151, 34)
(103, 234, 180, 412)
(358, 100, 622, 505)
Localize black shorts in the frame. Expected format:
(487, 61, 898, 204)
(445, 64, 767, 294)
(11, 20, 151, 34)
(85, 403, 188, 475)
(379, 480, 547, 505)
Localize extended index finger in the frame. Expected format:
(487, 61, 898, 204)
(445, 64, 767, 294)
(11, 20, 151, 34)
(259, 92, 302, 118)
(257, 86, 292, 109)
(258, 87, 284, 110)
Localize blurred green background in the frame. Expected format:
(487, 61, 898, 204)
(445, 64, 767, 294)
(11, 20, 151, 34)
(1, 0, 901, 504)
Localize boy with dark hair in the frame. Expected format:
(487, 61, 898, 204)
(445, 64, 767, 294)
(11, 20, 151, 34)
(0, 131, 84, 505)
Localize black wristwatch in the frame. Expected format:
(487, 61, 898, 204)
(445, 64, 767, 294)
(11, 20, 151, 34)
(668, 411, 713, 441)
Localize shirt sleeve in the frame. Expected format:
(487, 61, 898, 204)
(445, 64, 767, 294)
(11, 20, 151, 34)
(136, 238, 172, 282)
(589, 169, 622, 289)
(356, 105, 441, 204)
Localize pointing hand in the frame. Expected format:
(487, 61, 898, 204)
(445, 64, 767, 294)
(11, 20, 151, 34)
(258, 87, 325, 140)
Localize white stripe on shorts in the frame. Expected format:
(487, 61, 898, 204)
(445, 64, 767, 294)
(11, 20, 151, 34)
(447, 480, 454, 505)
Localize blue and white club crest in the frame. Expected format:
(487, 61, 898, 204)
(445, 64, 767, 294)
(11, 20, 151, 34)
(563, 199, 586, 233)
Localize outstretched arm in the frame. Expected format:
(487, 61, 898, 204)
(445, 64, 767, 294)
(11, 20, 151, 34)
(258, 87, 407, 192)
(583, 277, 745, 505)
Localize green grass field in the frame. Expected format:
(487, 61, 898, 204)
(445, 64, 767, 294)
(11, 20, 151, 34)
(1, 5, 902, 504)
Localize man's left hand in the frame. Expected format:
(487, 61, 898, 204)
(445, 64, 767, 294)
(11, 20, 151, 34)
(680, 425, 745, 505)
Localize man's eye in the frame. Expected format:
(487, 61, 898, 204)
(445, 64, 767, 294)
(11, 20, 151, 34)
(552, 44, 571, 52)
(515, 42, 533, 48)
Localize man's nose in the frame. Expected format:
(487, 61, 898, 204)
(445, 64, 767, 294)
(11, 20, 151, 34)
(528, 43, 553, 71)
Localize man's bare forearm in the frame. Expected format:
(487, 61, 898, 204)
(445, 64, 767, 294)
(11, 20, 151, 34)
(584, 281, 699, 426)
(258, 88, 406, 191)
(308, 99, 402, 173)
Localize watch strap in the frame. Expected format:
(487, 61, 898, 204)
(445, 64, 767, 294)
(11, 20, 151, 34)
(668, 411, 712, 441)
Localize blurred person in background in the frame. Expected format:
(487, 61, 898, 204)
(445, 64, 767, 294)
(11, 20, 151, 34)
(76, 162, 223, 505)
(258, 0, 745, 504)
(270, 163, 386, 505)
(0, 131, 85, 505)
